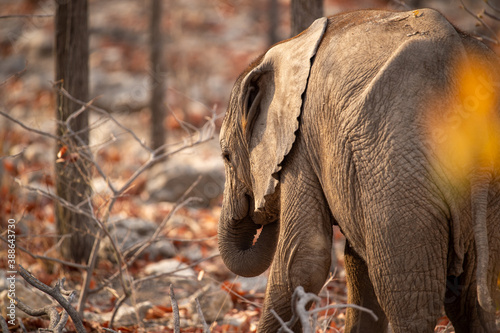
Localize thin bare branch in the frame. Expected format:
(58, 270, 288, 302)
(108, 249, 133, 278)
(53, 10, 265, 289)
(272, 310, 294, 333)
(103, 328, 121, 333)
(125, 179, 203, 259)
(485, 0, 500, 13)
(164, 235, 217, 243)
(18, 318, 27, 333)
(308, 303, 379, 320)
(64, 96, 99, 126)
(195, 298, 210, 333)
(124, 234, 215, 258)
(0, 314, 8, 333)
(390, 0, 412, 10)
(58, 112, 117, 194)
(0, 14, 53, 19)
(274, 286, 379, 332)
(286, 286, 320, 333)
(460, 0, 500, 44)
(116, 125, 213, 194)
(167, 87, 217, 114)
(153, 104, 216, 162)
(0, 62, 27, 87)
(109, 293, 130, 329)
(15, 301, 48, 317)
(0, 235, 88, 270)
(484, 10, 500, 22)
(58, 87, 153, 152)
(152, 126, 215, 163)
(82, 198, 131, 330)
(170, 285, 180, 333)
(54, 310, 69, 332)
(18, 266, 85, 333)
(0, 110, 60, 140)
(86, 199, 129, 298)
(134, 254, 219, 285)
(86, 180, 204, 301)
(0, 148, 25, 160)
(59, 112, 110, 145)
(15, 300, 59, 322)
(216, 277, 262, 308)
(15, 180, 95, 221)
(474, 33, 500, 44)
(77, 229, 102, 316)
(170, 108, 199, 139)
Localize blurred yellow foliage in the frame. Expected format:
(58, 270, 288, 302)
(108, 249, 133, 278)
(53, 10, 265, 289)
(427, 56, 500, 183)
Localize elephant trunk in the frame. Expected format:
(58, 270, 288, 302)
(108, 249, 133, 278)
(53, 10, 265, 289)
(218, 210, 279, 277)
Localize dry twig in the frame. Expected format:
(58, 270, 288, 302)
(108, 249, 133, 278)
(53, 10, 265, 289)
(195, 298, 210, 333)
(460, 0, 500, 44)
(0, 314, 9, 333)
(0, 110, 60, 141)
(134, 254, 220, 285)
(0, 14, 53, 19)
(77, 228, 102, 316)
(15, 300, 63, 330)
(170, 284, 181, 333)
(484, 9, 500, 22)
(17, 265, 85, 333)
(271, 310, 293, 333)
(109, 291, 131, 329)
(275, 286, 378, 333)
(390, 0, 412, 10)
(58, 87, 152, 153)
(0, 235, 87, 270)
(18, 318, 27, 333)
(485, 0, 500, 13)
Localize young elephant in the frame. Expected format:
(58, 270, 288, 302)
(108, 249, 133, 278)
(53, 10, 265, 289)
(218, 9, 500, 332)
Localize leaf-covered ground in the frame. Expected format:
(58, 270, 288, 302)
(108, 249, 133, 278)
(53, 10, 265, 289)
(0, 0, 499, 332)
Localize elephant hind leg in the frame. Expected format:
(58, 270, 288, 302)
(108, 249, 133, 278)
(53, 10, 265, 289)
(344, 240, 388, 333)
(445, 258, 497, 333)
(367, 245, 447, 333)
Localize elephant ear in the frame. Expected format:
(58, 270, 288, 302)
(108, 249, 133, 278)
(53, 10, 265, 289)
(239, 17, 328, 211)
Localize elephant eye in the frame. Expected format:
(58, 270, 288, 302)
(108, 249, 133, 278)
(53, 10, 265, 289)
(222, 152, 231, 165)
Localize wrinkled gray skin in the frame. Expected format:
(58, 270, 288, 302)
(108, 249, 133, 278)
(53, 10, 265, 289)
(218, 9, 500, 333)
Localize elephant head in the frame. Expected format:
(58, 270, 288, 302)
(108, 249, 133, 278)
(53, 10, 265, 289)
(218, 18, 328, 277)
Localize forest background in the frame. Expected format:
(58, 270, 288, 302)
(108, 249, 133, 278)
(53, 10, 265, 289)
(0, 0, 499, 332)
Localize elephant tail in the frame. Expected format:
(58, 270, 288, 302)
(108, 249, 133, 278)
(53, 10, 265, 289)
(471, 168, 496, 313)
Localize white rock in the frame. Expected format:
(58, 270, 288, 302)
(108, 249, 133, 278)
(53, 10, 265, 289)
(144, 259, 196, 278)
(145, 142, 224, 205)
(99, 217, 176, 262)
(189, 283, 233, 323)
(113, 301, 154, 327)
(233, 276, 268, 295)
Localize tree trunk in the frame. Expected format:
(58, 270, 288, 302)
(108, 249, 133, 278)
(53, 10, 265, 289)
(150, 0, 166, 151)
(290, 0, 323, 36)
(55, 0, 95, 263)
